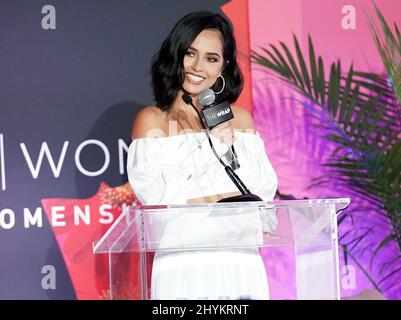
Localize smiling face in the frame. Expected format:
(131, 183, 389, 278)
(182, 29, 225, 96)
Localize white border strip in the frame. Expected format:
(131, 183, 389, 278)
(0, 133, 5, 191)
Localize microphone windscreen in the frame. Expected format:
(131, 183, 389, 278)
(198, 89, 215, 107)
(182, 94, 193, 105)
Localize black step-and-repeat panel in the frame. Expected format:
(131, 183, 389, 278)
(0, 0, 233, 299)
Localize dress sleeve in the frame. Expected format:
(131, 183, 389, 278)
(126, 135, 228, 205)
(252, 132, 278, 201)
(252, 132, 279, 232)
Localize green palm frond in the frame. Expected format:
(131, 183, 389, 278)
(254, 33, 401, 227)
(368, 2, 401, 104)
(252, 35, 400, 154)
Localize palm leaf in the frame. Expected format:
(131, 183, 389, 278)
(252, 9, 401, 294)
(370, 233, 397, 270)
(294, 34, 312, 95)
(368, 2, 401, 105)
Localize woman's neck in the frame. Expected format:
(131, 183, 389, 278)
(167, 90, 205, 132)
(171, 90, 202, 115)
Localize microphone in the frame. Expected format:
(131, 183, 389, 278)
(198, 89, 234, 130)
(181, 93, 262, 203)
(198, 89, 239, 171)
(182, 93, 193, 106)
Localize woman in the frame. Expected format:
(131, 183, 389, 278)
(127, 11, 278, 300)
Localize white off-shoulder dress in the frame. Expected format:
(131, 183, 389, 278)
(127, 131, 278, 300)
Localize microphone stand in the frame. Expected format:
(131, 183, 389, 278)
(182, 94, 262, 203)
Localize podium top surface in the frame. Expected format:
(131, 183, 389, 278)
(131, 198, 350, 211)
(93, 198, 350, 254)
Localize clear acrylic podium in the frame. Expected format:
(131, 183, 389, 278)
(93, 198, 350, 300)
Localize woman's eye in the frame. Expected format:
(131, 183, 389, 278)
(208, 57, 219, 63)
(185, 51, 195, 57)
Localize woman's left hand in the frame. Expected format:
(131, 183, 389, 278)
(209, 120, 235, 147)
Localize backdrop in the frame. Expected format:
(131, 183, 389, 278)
(0, 0, 400, 299)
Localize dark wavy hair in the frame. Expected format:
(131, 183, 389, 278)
(151, 11, 243, 112)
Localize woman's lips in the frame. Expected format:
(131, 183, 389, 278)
(186, 73, 206, 85)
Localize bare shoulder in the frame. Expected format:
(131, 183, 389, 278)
(231, 105, 256, 133)
(131, 105, 168, 140)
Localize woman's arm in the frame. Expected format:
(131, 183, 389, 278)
(231, 105, 256, 133)
(131, 105, 167, 140)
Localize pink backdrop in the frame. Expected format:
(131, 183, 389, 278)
(248, 0, 401, 299)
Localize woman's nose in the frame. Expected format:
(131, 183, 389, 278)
(191, 57, 203, 72)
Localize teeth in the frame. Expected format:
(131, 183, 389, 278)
(187, 74, 204, 82)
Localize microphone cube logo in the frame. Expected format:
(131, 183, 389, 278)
(216, 108, 231, 118)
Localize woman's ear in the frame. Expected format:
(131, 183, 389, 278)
(221, 60, 229, 72)
(220, 61, 229, 74)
